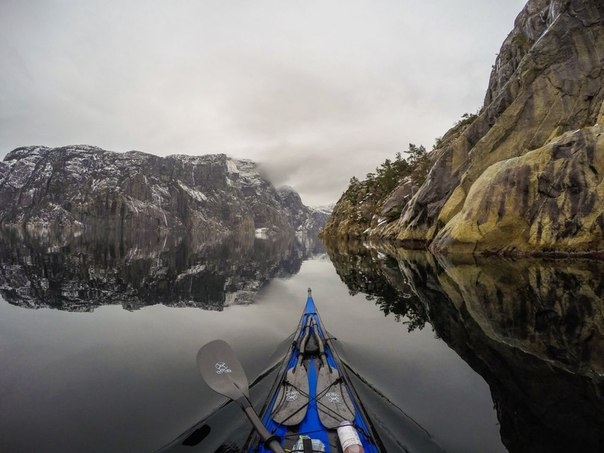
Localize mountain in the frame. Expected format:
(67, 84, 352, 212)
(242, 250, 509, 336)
(323, 0, 604, 256)
(0, 145, 326, 243)
(276, 186, 331, 237)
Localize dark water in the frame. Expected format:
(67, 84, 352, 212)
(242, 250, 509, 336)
(0, 231, 603, 452)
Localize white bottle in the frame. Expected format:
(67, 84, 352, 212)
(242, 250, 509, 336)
(337, 421, 364, 453)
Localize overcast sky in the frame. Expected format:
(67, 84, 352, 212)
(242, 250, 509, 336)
(0, 0, 527, 206)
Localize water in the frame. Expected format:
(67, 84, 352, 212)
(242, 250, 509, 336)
(0, 232, 602, 452)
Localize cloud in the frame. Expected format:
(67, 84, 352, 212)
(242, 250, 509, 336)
(0, 0, 527, 205)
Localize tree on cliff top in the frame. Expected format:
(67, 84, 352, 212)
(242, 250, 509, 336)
(361, 143, 430, 201)
(321, 142, 433, 238)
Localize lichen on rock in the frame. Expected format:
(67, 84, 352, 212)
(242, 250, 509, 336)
(431, 125, 604, 254)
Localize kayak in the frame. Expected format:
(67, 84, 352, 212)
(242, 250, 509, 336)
(169, 290, 442, 452)
(244, 288, 382, 452)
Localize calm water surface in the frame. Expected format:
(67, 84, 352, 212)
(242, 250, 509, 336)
(0, 233, 602, 452)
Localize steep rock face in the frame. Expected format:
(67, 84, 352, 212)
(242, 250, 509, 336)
(321, 176, 418, 239)
(277, 187, 331, 237)
(365, 177, 422, 239)
(431, 125, 604, 254)
(321, 190, 378, 239)
(0, 145, 323, 242)
(334, 0, 604, 254)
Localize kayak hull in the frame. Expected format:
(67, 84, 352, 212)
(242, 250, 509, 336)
(246, 290, 382, 452)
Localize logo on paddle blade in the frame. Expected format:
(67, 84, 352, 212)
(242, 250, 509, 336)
(285, 388, 300, 401)
(326, 391, 340, 403)
(215, 361, 232, 374)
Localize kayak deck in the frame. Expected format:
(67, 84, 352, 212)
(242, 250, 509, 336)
(246, 289, 381, 452)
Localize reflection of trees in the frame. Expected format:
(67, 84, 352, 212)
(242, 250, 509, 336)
(0, 229, 322, 312)
(324, 239, 604, 452)
(323, 239, 429, 332)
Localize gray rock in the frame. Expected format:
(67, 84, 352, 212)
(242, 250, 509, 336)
(0, 145, 325, 243)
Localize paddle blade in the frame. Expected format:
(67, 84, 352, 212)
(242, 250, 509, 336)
(317, 367, 356, 429)
(271, 366, 309, 425)
(197, 339, 250, 400)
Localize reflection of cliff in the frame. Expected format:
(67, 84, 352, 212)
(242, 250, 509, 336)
(323, 239, 429, 331)
(434, 256, 604, 379)
(0, 231, 322, 312)
(325, 241, 604, 452)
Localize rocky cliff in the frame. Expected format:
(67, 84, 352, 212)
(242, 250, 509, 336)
(0, 145, 326, 242)
(325, 0, 604, 255)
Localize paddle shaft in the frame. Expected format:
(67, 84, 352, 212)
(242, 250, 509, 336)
(312, 319, 331, 370)
(291, 315, 312, 372)
(238, 396, 285, 453)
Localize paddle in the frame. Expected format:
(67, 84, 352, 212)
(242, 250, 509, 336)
(313, 320, 356, 428)
(197, 339, 285, 453)
(271, 316, 311, 425)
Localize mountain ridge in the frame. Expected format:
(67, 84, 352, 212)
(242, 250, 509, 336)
(0, 145, 327, 243)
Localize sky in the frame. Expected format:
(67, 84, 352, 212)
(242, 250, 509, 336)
(0, 0, 527, 206)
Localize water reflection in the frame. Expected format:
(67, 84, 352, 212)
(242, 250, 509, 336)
(0, 229, 324, 312)
(325, 239, 604, 452)
(325, 239, 429, 332)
